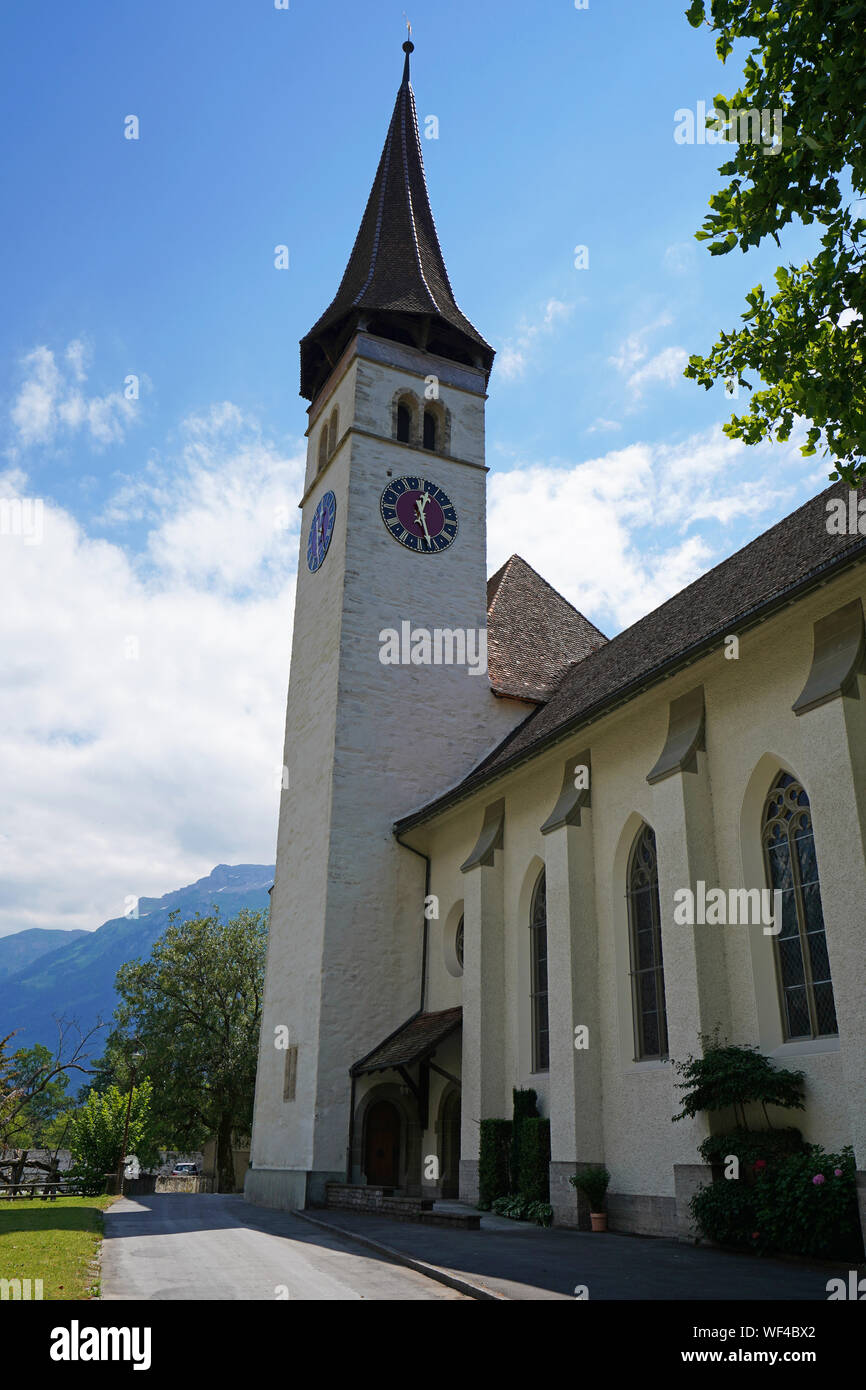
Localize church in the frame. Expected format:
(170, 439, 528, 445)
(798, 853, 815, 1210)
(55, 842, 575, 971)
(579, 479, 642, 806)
(245, 40, 866, 1244)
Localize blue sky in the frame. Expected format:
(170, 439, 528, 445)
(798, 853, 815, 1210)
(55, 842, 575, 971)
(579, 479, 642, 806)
(0, 0, 831, 934)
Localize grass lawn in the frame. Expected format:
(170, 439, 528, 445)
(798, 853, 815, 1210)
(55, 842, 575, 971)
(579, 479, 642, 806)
(0, 1195, 117, 1300)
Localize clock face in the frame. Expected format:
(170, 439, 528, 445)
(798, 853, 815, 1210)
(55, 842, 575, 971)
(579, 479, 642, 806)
(307, 490, 336, 572)
(380, 476, 458, 554)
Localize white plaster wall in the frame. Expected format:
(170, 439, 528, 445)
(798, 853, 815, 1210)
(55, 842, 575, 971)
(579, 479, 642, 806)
(414, 563, 866, 1200)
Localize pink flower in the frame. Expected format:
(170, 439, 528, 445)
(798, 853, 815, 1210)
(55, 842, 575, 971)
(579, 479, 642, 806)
(753, 1159, 767, 1170)
(834, 1168, 843, 1177)
(812, 1173, 825, 1185)
(751, 1231, 760, 1239)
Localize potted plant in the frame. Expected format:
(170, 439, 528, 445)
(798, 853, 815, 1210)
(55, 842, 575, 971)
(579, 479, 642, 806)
(569, 1166, 610, 1231)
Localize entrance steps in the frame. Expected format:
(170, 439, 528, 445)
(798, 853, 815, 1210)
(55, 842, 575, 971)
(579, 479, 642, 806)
(324, 1184, 481, 1229)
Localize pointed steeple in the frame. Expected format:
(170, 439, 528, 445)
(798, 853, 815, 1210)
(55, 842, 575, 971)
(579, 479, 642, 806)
(299, 39, 495, 402)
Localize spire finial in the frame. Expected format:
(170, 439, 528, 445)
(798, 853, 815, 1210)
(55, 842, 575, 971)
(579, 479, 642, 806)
(402, 17, 414, 82)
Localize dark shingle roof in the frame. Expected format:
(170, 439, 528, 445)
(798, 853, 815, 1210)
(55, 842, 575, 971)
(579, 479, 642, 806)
(351, 1007, 462, 1075)
(300, 44, 494, 401)
(396, 481, 866, 830)
(486, 555, 608, 702)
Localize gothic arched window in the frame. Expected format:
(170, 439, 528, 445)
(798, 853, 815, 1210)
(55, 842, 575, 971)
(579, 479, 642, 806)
(627, 824, 668, 1060)
(530, 870, 549, 1072)
(317, 427, 328, 473)
(762, 772, 837, 1039)
(328, 407, 339, 456)
(396, 402, 412, 443)
(423, 409, 437, 451)
(455, 914, 464, 971)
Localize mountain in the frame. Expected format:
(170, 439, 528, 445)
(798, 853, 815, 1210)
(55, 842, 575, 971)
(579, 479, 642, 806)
(0, 929, 88, 983)
(0, 864, 273, 1056)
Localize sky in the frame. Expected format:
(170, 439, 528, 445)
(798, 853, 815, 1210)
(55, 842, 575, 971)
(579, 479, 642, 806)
(0, 0, 832, 936)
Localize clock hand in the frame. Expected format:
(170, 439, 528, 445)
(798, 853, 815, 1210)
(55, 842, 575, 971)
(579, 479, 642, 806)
(415, 493, 432, 547)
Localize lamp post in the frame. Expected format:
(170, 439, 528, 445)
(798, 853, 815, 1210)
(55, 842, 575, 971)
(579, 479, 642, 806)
(116, 1042, 146, 1196)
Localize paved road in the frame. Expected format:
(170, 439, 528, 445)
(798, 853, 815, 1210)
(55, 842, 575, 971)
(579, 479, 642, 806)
(100, 1194, 468, 1301)
(304, 1208, 855, 1302)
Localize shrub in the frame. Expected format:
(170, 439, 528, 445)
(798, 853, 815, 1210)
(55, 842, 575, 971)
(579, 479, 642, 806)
(673, 1035, 805, 1127)
(478, 1118, 511, 1210)
(491, 1194, 528, 1220)
(690, 1145, 863, 1260)
(569, 1164, 610, 1211)
(517, 1117, 550, 1204)
(490, 1194, 553, 1227)
(699, 1127, 805, 1170)
(68, 1080, 157, 1196)
(690, 1177, 759, 1249)
(752, 1145, 863, 1260)
(526, 1200, 554, 1228)
(510, 1088, 538, 1195)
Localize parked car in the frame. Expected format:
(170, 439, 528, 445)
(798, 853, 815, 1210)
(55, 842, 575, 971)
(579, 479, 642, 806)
(170, 1162, 199, 1176)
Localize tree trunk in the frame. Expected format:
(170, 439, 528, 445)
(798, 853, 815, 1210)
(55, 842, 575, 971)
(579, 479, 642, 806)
(216, 1116, 234, 1194)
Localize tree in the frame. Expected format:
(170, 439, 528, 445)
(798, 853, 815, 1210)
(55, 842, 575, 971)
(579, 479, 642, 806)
(673, 1035, 805, 1128)
(0, 1022, 104, 1183)
(7, 1044, 74, 1147)
(69, 1080, 157, 1195)
(683, 0, 866, 483)
(108, 908, 268, 1192)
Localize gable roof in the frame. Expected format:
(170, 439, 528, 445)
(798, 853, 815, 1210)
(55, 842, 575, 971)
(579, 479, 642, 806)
(299, 43, 494, 401)
(486, 554, 607, 702)
(396, 481, 866, 831)
(351, 1007, 462, 1075)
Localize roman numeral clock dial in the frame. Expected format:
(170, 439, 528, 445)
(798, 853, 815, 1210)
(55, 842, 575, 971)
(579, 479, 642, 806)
(307, 490, 336, 572)
(380, 476, 459, 553)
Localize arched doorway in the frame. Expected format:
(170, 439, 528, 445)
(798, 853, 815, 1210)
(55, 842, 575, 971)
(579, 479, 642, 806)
(364, 1100, 401, 1187)
(440, 1089, 461, 1198)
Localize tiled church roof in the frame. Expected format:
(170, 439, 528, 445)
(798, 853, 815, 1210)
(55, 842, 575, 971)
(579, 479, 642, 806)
(351, 1007, 462, 1075)
(486, 554, 608, 702)
(396, 481, 866, 831)
(299, 43, 494, 401)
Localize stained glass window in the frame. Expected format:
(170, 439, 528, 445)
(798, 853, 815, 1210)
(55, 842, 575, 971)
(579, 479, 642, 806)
(530, 871, 549, 1072)
(762, 772, 837, 1039)
(627, 824, 668, 1060)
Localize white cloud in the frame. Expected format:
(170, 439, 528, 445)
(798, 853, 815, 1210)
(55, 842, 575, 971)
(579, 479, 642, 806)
(497, 298, 574, 381)
(608, 313, 672, 375)
(586, 417, 622, 435)
(664, 241, 697, 275)
(627, 345, 689, 399)
(8, 340, 138, 452)
(488, 425, 814, 632)
(0, 406, 305, 937)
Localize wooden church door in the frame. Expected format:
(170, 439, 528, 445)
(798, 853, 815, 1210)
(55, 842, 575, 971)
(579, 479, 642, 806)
(365, 1101, 401, 1187)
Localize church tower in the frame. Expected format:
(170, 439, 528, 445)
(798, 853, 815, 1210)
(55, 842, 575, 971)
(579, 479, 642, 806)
(247, 41, 510, 1209)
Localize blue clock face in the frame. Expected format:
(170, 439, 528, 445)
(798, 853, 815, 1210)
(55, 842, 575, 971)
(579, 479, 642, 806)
(307, 491, 336, 572)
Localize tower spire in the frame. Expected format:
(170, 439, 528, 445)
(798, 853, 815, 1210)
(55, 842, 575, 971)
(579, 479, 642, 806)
(299, 36, 494, 402)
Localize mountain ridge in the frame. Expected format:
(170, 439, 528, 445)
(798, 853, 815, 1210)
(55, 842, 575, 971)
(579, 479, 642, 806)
(0, 864, 274, 1055)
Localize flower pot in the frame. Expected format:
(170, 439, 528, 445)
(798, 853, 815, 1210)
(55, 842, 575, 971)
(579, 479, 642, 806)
(590, 1211, 607, 1232)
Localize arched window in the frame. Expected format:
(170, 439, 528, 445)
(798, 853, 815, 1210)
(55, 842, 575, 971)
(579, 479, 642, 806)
(530, 870, 549, 1072)
(328, 407, 339, 456)
(396, 402, 412, 443)
(627, 824, 668, 1060)
(423, 409, 437, 451)
(762, 772, 837, 1039)
(317, 427, 328, 473)
(455, 914, 464, 971)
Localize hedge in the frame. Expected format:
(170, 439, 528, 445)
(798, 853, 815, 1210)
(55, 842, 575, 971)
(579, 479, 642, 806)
(510, 1088, 538, 1195)
(518, 1117, 550, 1204)
(478, 1118, 512, 1209)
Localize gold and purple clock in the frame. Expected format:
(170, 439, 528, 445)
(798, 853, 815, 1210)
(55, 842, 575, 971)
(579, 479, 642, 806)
(307, 490, 336, 572)
(380, 476, 458, 553)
